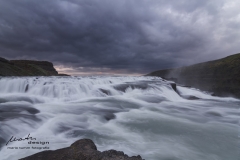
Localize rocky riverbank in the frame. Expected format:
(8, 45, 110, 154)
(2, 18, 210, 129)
(20, 139, 143, 160)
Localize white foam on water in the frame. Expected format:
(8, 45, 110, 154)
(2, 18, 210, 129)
(0, 76, 239, 160)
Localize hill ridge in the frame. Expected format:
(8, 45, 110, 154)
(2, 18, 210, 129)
(0, 57, 68, 76)
(147, 53, 240, 98)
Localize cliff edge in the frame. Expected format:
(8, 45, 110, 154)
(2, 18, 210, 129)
(0, 57, 67, 76)
(147, 53, 240, 98)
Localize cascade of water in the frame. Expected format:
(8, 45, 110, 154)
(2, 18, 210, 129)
(0, 76, 179, 101)
(0, 76, 239, 160)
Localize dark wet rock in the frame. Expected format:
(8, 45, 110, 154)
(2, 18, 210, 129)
(104, 113, 116, 121)
(99, 88, 111, 95)
(20, 139, 144, 160)
(182, 95, 201, 100)
(178, 84, 191, 88)
(25, 108, 40, 114)
(147, 53, 240, 98)
(187, 96, 200, 100)
(25, 84, 29, 92)
(170, 83, 177, 92)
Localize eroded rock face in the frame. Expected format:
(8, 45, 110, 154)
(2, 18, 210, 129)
(0, 57, 67, 76)
(147, 53, 240, 98)
(20, 139, 144, 160)
(10, 60, 58, 76)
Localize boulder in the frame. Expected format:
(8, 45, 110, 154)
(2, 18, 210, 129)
(20, 139, 144, 160)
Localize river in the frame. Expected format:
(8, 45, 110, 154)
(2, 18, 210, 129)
(0, 76, 239, 160)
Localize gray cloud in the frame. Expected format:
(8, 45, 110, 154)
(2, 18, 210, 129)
(0, 0, 239, 75)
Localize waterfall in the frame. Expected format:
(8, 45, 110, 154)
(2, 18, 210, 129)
(0, 76, 239, 160)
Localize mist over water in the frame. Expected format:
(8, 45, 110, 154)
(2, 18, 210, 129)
(0, 76, 239, 160)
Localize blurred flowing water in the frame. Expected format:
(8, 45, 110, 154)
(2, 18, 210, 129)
(0, 76, 239, 160)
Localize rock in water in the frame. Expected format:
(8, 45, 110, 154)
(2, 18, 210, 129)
(20, 139, 144, 160)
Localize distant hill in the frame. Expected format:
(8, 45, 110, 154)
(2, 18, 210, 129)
(147, 53, 240, 98)
(0, 57, 69, 76)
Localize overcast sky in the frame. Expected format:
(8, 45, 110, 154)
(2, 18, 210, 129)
(0, 0, 239, 75)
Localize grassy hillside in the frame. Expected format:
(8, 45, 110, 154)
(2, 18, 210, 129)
(147, 53, 240, 98)
(0, 57, 60, 76)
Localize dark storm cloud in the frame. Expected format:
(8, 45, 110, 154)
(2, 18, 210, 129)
(0, 0, 239, 75)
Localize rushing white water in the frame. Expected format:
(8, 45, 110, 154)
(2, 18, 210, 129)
(0, 76, 239, 160)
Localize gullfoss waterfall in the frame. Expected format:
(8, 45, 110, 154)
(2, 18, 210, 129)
(0, 76, 239, 160)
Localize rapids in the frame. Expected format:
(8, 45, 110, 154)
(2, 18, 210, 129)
(0, 76, 239, 160)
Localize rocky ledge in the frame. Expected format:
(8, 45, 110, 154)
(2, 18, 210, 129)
(20, 139, 143, 160)
(0, 57, 69, 76)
